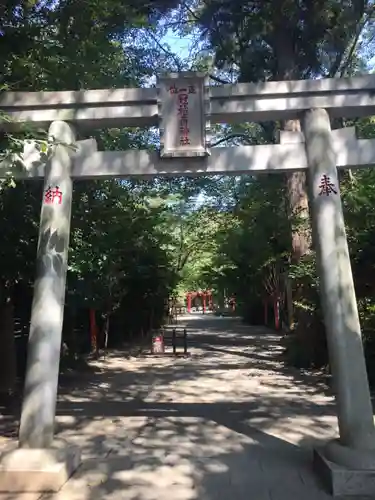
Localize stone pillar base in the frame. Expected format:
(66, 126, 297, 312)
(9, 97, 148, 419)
(314, 448, 375, 497)
(0, 445, 81, 493)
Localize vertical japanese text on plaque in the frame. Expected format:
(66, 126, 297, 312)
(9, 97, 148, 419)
(169, 84, 196, 146)
(159, 72, 210, 157)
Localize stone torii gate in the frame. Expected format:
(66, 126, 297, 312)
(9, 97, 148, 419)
(2, 73, 375, 496)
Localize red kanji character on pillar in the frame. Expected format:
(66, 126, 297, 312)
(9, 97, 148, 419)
(318, 175, 337, 196)
(44, 185, 63, 205)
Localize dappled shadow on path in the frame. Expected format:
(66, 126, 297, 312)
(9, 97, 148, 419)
(47, 414, 331, 500)
(43, 317, 337, 499)
(1, 317, 337, 499)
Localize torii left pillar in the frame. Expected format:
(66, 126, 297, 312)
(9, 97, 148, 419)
(0, 121, 81, 493)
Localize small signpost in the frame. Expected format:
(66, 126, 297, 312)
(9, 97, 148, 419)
(151, 333, 165, 354)
(172, 328, 188, 356)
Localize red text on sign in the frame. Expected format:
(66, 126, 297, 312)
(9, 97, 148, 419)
(168, 84, 196, 146)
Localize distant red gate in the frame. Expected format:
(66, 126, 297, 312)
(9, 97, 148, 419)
(186, 290, 213, 313)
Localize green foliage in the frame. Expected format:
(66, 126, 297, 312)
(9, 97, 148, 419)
(0, 97, 53, 188)
(175, 0, 373, 80)
(154, 196, 223, 297)
(0, 0, 180, 91)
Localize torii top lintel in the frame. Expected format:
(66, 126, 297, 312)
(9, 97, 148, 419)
(186, 290, 211, 298)
(2, 72, 375, 131)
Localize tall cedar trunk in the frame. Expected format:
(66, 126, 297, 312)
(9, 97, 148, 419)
(103, 314, 110, 349)
(283, 120, 312, 259)
(0, 288, 17, 394)
(149, 307, 154, 331)
(274, 23, 312, 329)
(89, 308, 99, 357)
(69, 307, 78, 359)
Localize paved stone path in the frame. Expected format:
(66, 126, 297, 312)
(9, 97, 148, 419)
(3, 315, 341, 499)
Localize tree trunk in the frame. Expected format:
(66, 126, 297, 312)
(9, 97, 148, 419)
(283, 120, 312, 329)
(89, 308, 99, 357)
(103, 314, 110, 350)
(285, 275, 294, 330)
(274, 27, 312, 330)
(149, 307, 154, 331)
(0, 290, 17, 395)
(70, 306, 78, 359)
(284, 120, 312, 257)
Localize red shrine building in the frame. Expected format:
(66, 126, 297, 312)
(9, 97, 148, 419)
(186, 290, 213, 313)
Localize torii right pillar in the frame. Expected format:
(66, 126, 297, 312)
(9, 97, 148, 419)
(304, 108, 375, 496)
